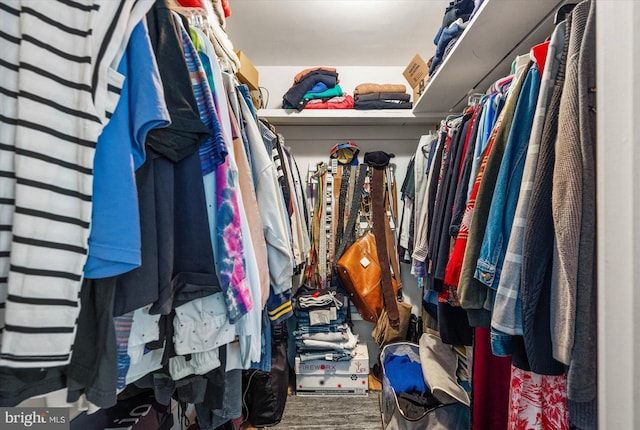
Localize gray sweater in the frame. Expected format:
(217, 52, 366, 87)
(568, 1, 598, 428)
(551, 1, 597, 427)
(550, 0, 590, 368)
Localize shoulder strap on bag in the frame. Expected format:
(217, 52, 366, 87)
(370, 167, 400, 328)
(384, 206, 403, 297)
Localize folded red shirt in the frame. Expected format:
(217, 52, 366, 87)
(304, 95, 354, 109)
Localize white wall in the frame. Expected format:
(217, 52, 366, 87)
(596, 1, 640, 428)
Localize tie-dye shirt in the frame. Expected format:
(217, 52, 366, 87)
(178, 17, 252, 322)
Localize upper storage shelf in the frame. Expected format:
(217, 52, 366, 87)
(413, 0, 566, 114)
(257, 108, 442, 126)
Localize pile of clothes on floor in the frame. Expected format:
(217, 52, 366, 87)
(293, 286, 358, 363)
(384, 351, 442, 418)
(429, 0, 484, 77)
(381, 335, 471, 423)
(283, 67, 354, 111)
(353, 83, 412, 110)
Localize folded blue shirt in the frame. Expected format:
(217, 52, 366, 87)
(384, 353, 428, 394)
(307, 82, 329, 94)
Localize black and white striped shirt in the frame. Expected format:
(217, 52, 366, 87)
(0, 0, 153, 368)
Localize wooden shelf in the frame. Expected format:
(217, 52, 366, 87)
(257, 108, 444, 126)
(413, 0, 565, 114)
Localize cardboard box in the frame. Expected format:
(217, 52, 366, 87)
(296, 373, 369, 396)
(295, 343, 369, 396)
(412, 77, 428, 103)
(403, 54, 428, 88)
(235, 50, 259, 91)
(403, 54, 429, 102)
(295, 343, 369, 376)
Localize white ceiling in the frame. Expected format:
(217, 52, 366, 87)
(225, 0, 451, 67)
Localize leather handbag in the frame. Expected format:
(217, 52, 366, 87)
(372, 193, 411, 346)
(336, 157, 402, 325)
(372, 300, 413, 346)
(336, 231, 399, 323)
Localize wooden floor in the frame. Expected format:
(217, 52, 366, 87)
(268, 392, 382, 429)
(244, 375, 383, 429)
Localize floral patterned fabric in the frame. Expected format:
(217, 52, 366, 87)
(508, 365, 569, 430)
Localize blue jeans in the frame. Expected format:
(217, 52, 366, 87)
(490, 328, 514, 356)
(195, 369, 242, 430)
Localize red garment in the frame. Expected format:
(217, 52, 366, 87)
(438, 105, 482, 304)
(457, 105, 482, 181)
(531, 41, 550, 79)
(176, 0, 204, 8)
(304, 95, 354, 109)
(508, 366, 569, 430)
(442, 102, 506, 298)
(472, 327, 512, 430)
(221, 0, 231, 17)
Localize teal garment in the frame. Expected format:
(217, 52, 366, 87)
(302, 84, 344, 100)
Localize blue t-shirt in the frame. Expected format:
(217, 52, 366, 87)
(84, 20, 170, 279)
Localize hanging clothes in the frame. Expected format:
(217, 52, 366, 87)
(492, 18, 567, 353)
(550, 1, 597, 427)
(0, 0, 155, 369)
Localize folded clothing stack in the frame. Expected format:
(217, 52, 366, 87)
(283, 67, 353, 111)
(293, 286, 358, 362)
(353, 83, 412, 110)
(429, 0, 479, 76)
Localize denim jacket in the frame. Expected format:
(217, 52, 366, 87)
(489, 22, 566, 356)
(474, 66, 541, 290)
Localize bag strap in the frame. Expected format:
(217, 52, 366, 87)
(371, 167, 400, 328)
(384, 203, 403, 297)
(383, 167, 403, 299)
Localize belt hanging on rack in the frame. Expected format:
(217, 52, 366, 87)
(366, 151, 400, 328)
(334, 166, 368, 261)
(335, 165, 352, 254)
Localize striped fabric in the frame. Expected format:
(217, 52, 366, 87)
(267, 289, 293, 324)
(0, 0, 152, 368)
(178, 17, 252, 322)
(182, 29, 227, 176)
(114, 312, 134, 389)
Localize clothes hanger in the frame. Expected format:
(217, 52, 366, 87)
(554, 3, 577, 25)
(467, 92, 484, 107)
(486, 75, 511, 94)
(170, 5, 206, 28)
